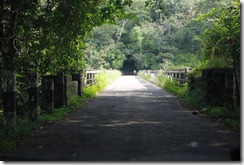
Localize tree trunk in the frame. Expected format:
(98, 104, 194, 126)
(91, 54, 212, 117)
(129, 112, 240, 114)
(116, 19, 128, 42)
(233, 56, 240, 107)
(7, 2, 18, 71)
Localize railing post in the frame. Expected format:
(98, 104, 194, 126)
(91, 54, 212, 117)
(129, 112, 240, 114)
(28, 72, 38, 121)
(225, 72, 234, 110)
(87, 73, 90, 86)
(56, 71, 65, 108)
(90, 73, 93, 85)
(184, 68, 187, 84)
(83, 70, 87, 87)
(91, 73, 93, 84)
(72, 73, 82, 96)
(64, 75, 67, 106)
(43, 77, 54, 112)
(2, 71, 16, 128)
(77, 75, 82, 96)
(178, 72, 181, 86)
(92, 73, 95, 85)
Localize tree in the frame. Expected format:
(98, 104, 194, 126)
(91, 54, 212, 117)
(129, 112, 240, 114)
(83, 0, 237, 72)
(84, 25, 126, 69)
(195, 0, 240, 98)
(0, 0, 132, 75)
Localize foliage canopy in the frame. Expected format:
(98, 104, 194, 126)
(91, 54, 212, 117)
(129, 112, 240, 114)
(0, 0, 132, 75)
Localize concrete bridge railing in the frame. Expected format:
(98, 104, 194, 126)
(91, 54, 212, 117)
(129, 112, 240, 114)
(139, 68, 237, 109)
(140, 68, 192, 86)
(84, 70, 101, 86)
(0, 69, 110, 128)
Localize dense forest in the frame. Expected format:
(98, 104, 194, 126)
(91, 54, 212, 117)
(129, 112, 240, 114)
(0, 0, 240, 75)
(84, 0, 240, 72)
(0, 0, 132, 75)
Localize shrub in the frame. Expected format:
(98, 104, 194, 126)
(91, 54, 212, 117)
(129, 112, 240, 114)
(68, 96, 83, 109)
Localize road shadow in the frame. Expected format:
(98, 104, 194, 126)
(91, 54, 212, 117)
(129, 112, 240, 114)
(2, 76, 241, 161)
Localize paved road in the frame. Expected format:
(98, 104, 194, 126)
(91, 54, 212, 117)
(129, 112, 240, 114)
(3, 76, 240, 161)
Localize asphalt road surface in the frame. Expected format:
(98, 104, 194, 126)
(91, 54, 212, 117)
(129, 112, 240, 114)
(3, 76, 240, 161)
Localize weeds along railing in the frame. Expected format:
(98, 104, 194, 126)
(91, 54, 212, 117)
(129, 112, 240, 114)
(140, 68, 192, 86)
(84, 70, 121, 86)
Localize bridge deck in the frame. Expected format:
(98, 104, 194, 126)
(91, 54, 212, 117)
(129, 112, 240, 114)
(4, 76, 240, 161)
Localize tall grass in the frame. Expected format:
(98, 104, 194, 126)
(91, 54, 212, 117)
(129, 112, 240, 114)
(82, 70, 121, 99)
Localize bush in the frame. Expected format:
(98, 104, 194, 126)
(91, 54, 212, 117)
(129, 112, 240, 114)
(68, 96, 83, 109)
(182, 89, 206, 108)
(82, 85, 100, 99)
(208, 106, 225, 118)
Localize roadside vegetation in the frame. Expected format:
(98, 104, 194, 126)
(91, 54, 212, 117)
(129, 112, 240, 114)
(138, 71, 240, 132)
(0, 0, 240, 152)
(0, 71, 121, 153)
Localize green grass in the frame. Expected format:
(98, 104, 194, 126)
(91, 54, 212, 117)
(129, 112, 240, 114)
(68, 96, 84, 109)
(38, 107, 71, 123)
(0, 70, 121, 153)
(0, 116, 39, 152)
(204, 106, 240, 131)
